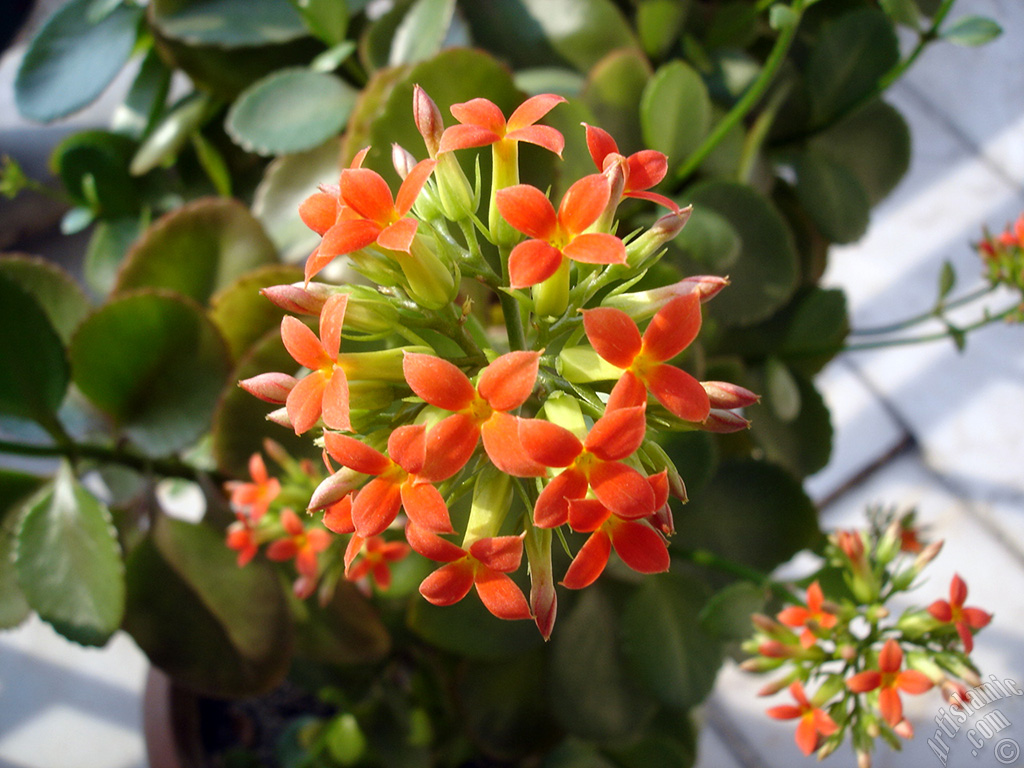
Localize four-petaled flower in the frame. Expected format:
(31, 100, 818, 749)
(583, 123, 678, 212)
(927, 574, 992, 653)
(226, 513, 259, 567)
(766, 681, 839, 756)
(583, 293, 711, 422)
(402, 351, 545, 477)
(776, 581, 838, 649)
(345, 535, 410, 591)
(495, 175, 627, 289)
(265, 508, 331, 580)
(225, 452, 280, 521)
(437, 94, 566, 156)
(846, 638, 933, 727)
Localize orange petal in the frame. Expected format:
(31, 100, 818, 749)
(588, 461, 655, 520)
(878, 638, 903, 674)
(388, 424, 426, 476)
(814, 709, 838, 736)
(469, 535, 523, 573)
(474, 569, 532, 620)
(846, 670, 881, 693)
(281, 316, 331, 370)
(323, 432, 390, 475)
(950, 573, 968, 606)
(776, 606, 810, 627)
(403, 353, 476, 411)
(266, 539, 298, 562)
(505, 124, 565, 156)
(643, 293, 702, 362)
(956, 622, 975, 653)
(395, 158, 436, 215)
(584, 405, 646, 461)
(561, 232, 626, 265)
(352, 477, 403, 536)
(322, 495, 354, 534)
(519, 418, 583, 468)
(421, 413, 479, 482)
(562, 531, 611, 590)
(480, 413, 548, 477)
(961, 607, 991, 629)
(794, 716, 818, 756)
(928, 599, 953, 622)
(298, 191, 339, 235)
(567, 498, 611, 533)
(450, 97, 506, 133)
(626, 189, 679, 211)
(508, 239, 564, 289)
(583, 123, 618, 170)
(321, 368, 351, 432)
(495, 184, 557, 240)
(645, 363, 711, 422)
(420, 561, 475, 606)
(607, 371, 647, 411)
(405, 523, 465, 562)
(533, 468, 588, 528)
(557, 174, 609, 235)
(583, 307, 641, 368)
(765, 705, 802, 721)
(286, 371, 327, 434)
(610, 520, 669, 574)
(401, 480, 454, 534)
(340, 168, 395, 223)
(806, 580, 824, 612)
(625, 150, 668, 191)
(319, 294, 348, 360)
(879, 686, 903, 728)
(377, 217, 418, 253)
(477, 350, 540, 412)
(437, 123, 500, 153)
(896, 670, 934, 694)
(507, 94, 566, 131)
(319, 218, 381, 259)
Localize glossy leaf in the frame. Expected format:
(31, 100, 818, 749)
(226, 69, 358, 156)
(794, 150, 871, 244)
(621, 572, 721, 708)
(14, 463, 124, 646)
(389, 0, 456, 66)
(151, 0, 308, 47)
(70, 291, 231, 457)
(294, 0, 349, 45)
(123, 514, 293, 696)
(115, 198, 278, 305)
(0, 275, 69, 425)
(637, 0, 691, 60)
(210, 265, 304, 359)
(0, 255, 91, 344)
(581, 49, 651, 158)
(0, 470, 45, 630)
(641, 61, 711, 172)
(14, 0, 143, 122)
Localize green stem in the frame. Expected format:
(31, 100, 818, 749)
(844, 305, 1018, 351)
(849, 284, 996, 336)
(675, 546, 799, 601)
(497, 245, 527, 351)
(673, 0, 805, 184)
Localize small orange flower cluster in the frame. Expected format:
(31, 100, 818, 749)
(744, 512, 992, 764)
(234, 89, 756, 638)
(978, 212, 1024, 300)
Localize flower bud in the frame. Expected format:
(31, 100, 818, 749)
(239, 372, 297, 404)
(913, 540, 943, 572)
(857, 749, 872, 768)
(739, 655, 785, 673)
(591, 155, 627, 233)
(624, 205, 693, 269)
(905, 650, 945, 683)
(811, 674, 847, 707)
(893, 719, 914, 739)
(701, 408, 751, 433)
(752, 613, 785, 635)
(876, 520, 902, 564)
(392, 143, 418, 179)
(308, 467, 364, 511)
(434, 151, 477, 221)
(602, 275, 729, 320)
(266, 407, 292, 429)
(896, 609, 941, 638)
(400, 232, 458, 310)
(525, 524, 557, 641)
(758, 671, 798, 696)
(262, 282, 330, 315)
(702, 381, 760, 410)
(413, 84, 443, 157)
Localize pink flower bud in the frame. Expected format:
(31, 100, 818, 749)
(239, 373, 297, 404)
(893, 719, 914, 739)
(701, 408, 751, 433)
(413, 84, 443, 157)
(392, 143, 418, 180)
(266, 407, 292, 429)
(701, 381, 760, 409)
(261, 282, 330, 315)
(308, 467, 364, 511)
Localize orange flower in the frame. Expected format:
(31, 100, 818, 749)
(766, 681, 839, 755)
(583, 123, 678, 212)
(265, 509, 331, 580)
(345, 535, 410, 591)
(927, 574, 992, 653)
(776, 581, 838, 648)
(226, 513, 259, 566)
(437, 94, 566, 156)
(225, 452, 280, 520)
(846, 638, 933, 727)
(582, 293, 710, 422)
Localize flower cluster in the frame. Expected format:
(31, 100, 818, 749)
(744, 508, 993, 765)
(233, 88, 757, 638)
(977, 212, 1024, 315)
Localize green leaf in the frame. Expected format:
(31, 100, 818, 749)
(407, 591, 543, 660)
(51, 130, 140, 217)
(0, 275, 69, 426)
(542, 741, 618, 768)
(582, 49, 652, 157)
(84, 215, 147, 297)
(637, 0, 691, 60)
(0, 470, 45, 630)
(674, 459, 820, 574)
(878, 0, 920, 28)
(14, 0, 143, 122)
(123, 514, 293, 696)
(607, 732, 696, 768)
(293, 0, 349, 45)
(699, 581, 766, 641)
(190, 132, 232, 197)
(938, 260, 956, 300)
(793, 150, 871, 244)
(769, 4, 800, 31)
(941, 15, 1002, 46)
(620, 572, 722, 709)
(764, 356, 801, 422)
(669, 206, 741, 272)
(805, 8, 899, 124)
(749, 367, 833, 478)
(548, 588, 656, 740)
(70, 291, 232, 456)
(641, 61, 711, 172)
(209, 264, 303, 359)
(14, 463, 124, 646)
(112, 47, 173, 140)
(150, 0, 308, 47)
(458, 0, 640, 73)
(290, 581, 391, 666)
(130, 92, 213, 176)
(311, 41, 358, 73)
(226, 69, 358, 156)
(0, 255, 91, 344)
(115, 198, 278, 306)
(389, 0, 456, 67)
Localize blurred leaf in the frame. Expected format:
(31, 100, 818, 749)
(0, 275, 69, 426)
(293, 0, 349, 45)
(938, 260, 956, 300)
(637, 0, 691, 60)
(582, 49, 652, 158)
(253, 139, 342, 263)
(291, 581, 391, 665)
(674, 459, 820, 574)
(878, 0, 921, 28)
(793, 150, 871, 244)
(14, 463, 124, 646)
(669, 206, 741, 272)
(52, 130, 140, 217)
(0, 470, 45, 630)
(124, 514, 293, 696)
(764, 356, 800, 421)
(151, 0, 308, 47)
(227, 69, 358, 156)
(130, 92, 213, 176)
(805, 8, 899, 124)
(115, 198, 278, 306)
(541, 741, 618, 768)
(407, 591, 543, 660)
(14, 0, 143, 122)
(112, 47, 173, 141)
(70, 291, 231, 457)
(941, 15, 1002, 46)
(515, 68, 587, 97)
(190, 131, 232, 197)
(621, 572, 721, 709)
(656, 430, 718, 498)
(209, 265, 303, 359)
(549, 588, 655, 740)
(705, 1, 758, 49)
(0, 255, 91, 344)
(84, 216, 147, 297)
(769, 4, 800, 31)
(699, 581, 766, 641)
(390, 0, 456, 66)
(607, 734, 696, 768)
(682, 181, 799, 326)
(459, 0, 639, 73)
(641, 61, 711, 172)
(311, 41, 358, 73)
(749, 366, 833, 478)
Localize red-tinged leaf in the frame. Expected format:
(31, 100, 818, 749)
(422, 413, 479, 482)
(519, 418, 582, 468)
(505, 124, 565, 156)
(469, 536, 523, 573)
(437, 123, 499, 153)
(480, 413, 547, 477)
(477, 350, 539, 412)
(323, 432, 390, 475)
(352, 478, 403, 537)
(406, 523, 465, 562)
(299, 192, 339, 235)
(495, 185, 557, 240)
(642, 293, 701, 362)
(286, 371, 327, 434)
(583, 307, 641, 369)
(340, 168, 395, 223)
(644, 363, 710, 422)
(583, 123, 618, 169)
(562, 532, 611, 590)
(878, 638, 902, 673)
(281, 316, 330, 370)
(376, 217, 418, 253)
(420, 561, 475, 606)
(567, 498, 610, 533)
(766, 705, 802, 721)
(557, 174, 609, 235)
(403, 353, 476, 411)
(318, 218, 381, 261)
(323, 495, 354, 534)
(607, 371, 647, 411)
(450, 97, 506, 133)
(562, 233, 626, 265)
(795, 718, 818, 756)
(610, 521, 669, 574)
(585, 405, 646, 461)
(897, 670, 933, 694)
(507, 94, 566, 131)
(400, 480, 453, 534)
(879, 686, 902, 727)
(626, 150, 668, 191)
(387, 424, 426, 475)
(474, 569, 532, 620)
(588, 461, 655, 520)
(321, 368, 351, 432)
(533, 469, 588, 529)
(508, 240, 564, 289)
(395, 158, 436, 215)
(846, 670, 881, 693)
